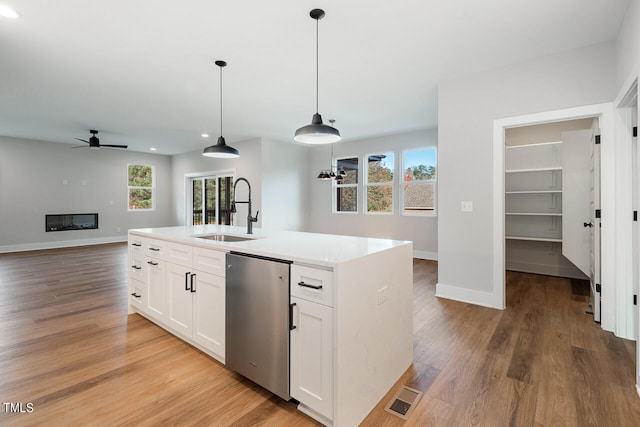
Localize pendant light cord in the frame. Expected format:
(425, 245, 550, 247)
(220, 65, 223, 135)
(316, 16, 319, 114)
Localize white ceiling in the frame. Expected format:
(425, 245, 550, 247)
(0, 0, 629, 155)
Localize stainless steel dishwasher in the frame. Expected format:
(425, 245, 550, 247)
(225, 251, 292, 400)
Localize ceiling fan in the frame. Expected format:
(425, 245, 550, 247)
(73, 130, 128, 150)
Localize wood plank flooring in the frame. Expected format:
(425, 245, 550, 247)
(1, 244, 639, 426)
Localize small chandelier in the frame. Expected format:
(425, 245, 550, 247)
(203, 60, 240, 158)
(294, 9, 341, 144)
(317, 121, 346, 180)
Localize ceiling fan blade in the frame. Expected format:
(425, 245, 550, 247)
(75, 138, 90, 143)
(100, 144, 128, 149)
(71, 145, 87, 149)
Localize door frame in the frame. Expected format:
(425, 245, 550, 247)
(493, 103, 616, 329)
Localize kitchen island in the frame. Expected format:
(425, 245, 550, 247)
(127, 225, 413, 427)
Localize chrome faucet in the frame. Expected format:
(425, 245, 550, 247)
(231, 177, 259, 234)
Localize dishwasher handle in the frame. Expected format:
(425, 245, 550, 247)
(289, 302, 297, 331)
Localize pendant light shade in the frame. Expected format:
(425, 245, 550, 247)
(203, 60, 240, 158)
(294, 9, 341, 144)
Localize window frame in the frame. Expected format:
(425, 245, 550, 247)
(401, 147, 437, 217)
(333, 155, 359, 214)
(364, 152, 395, 215)
(185, 169, 235, 225)
(127, 164, 155, 212)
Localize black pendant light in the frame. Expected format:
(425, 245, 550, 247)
(203, 60, 240, 158)
(294, 9, 341, 144)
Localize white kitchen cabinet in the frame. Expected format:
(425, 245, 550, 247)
(290, 295, 333, 422)
(192, 269, 225, 357)
(145, 245, 226, 362)
(146, 258, 167, 321)
(290, 264, 334, 423)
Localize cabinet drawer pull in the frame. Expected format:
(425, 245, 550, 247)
(184, 272, 191, 291)
(289, 302, 297, 331)
(148, 247, 160, 252)
(147, 260, 158, 266)
(131, 292, 141, 298)
(131, 265, 142, 270)
(190, 273, 196, 293)
(297, 281, 323, 290)
(131, 242, 142, 247)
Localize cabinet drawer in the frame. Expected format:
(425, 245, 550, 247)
(129, 278, 145, 309)
(291, 264, 334, 307)
(193, 247, 226, 277)
(129, 236, 146, 255)
(129, 255, 146, 281)
(145, 239, 165, 259)
(166, 242, 193, 265)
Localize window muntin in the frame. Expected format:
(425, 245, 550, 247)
(402, 149, 436, 216)
(366, 153, 394, 214)
(128, 164, 154, 210)
(335, 157, 358, 213)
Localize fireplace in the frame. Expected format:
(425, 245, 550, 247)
(46, 213, 98, 232)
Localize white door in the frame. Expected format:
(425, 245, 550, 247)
(562, 129, 592, 277)
(166, 263, 193, 335)
(192, 269, 225, 359)
(590, 122, 602, 323)
(290, 296, 333, 420)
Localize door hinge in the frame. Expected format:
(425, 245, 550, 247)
(634, 126, 637, 138)
(635, 211, 638, 222)
(596, 283, 601, 293)
(595, 135, 601, 144)
(634, 295, 638, 306)
(595, 209, 601, 219)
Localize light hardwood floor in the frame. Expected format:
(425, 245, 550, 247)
(1, 243, 639, 426)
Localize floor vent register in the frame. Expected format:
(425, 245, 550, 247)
(384, 385, 423, 420)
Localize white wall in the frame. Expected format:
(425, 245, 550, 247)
(261, 138, 309, 231)
(616, 0, 639, 92)
(437, 42, 617, 306)
(0, 136, 173, 252)
(306, 129, 438, 258)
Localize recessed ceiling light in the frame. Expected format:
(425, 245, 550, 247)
(201, 133, 209, 138)
(0, 5, 20, 19)
(150, 147, 157, 151)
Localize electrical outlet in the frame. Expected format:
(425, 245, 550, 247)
(461, 201, 473, 212)
(117, 227, 121, 233)
(377, 286, 389, 305)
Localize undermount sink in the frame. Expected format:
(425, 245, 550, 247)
(192, 233, 258, 242)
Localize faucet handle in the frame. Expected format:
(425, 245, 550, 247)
(252, 211, 259, 222)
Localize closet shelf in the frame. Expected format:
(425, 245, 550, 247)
(506, 236, 563, 243)
(505, 141, 562, 149)
(506, 212, 562, 216)
(505, 167, 562, 173)
(505, 190, 562, 194)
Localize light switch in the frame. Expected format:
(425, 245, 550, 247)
(461, 201, 473, 212)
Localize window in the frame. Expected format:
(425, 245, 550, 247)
(188, 173, 234, 225)
(402, 148, 436, 215)
(128, 164, 154, 210)
(335, 157, 358, 212)
(366, 153, 394, 213)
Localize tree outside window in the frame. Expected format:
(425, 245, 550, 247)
(335, 157, 358, 212)
(403, 149, 436, 215)
(128, 164, 154, 210)
(366, 153, 394, 213)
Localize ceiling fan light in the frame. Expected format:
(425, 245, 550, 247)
(0, 5, 20, 19)
(203, 136, 239, 158)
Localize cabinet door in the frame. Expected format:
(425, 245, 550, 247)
(146, 258, 167, 321)
(192, 270, 225, 359)
(166, 263, 193, 335)
(290, 296, 333, 420)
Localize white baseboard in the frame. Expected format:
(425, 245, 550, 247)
(436, 282, 503, 309)
(413, 250, 437, 261)
(0, 236, 127, 253)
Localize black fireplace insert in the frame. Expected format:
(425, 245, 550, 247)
(46, 213, 98, 232)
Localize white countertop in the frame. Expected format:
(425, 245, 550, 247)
(129, 225, 412, 267)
